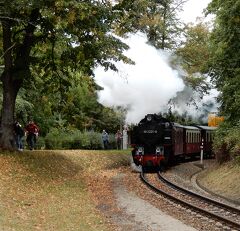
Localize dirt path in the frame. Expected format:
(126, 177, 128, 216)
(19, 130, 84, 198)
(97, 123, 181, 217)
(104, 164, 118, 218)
(112, 173, 197, 231)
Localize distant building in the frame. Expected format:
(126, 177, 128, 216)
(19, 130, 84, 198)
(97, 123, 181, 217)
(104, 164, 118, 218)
(208, 112, 224, 127)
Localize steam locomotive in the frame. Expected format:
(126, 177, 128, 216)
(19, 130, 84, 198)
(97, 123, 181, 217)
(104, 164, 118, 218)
(131, 114, 216, 170)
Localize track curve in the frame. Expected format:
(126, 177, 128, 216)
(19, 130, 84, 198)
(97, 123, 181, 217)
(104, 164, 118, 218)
(140, 171, 240, 230)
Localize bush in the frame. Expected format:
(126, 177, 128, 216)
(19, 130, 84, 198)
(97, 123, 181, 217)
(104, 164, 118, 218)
(35, 136, 46, 150)
(213, 121, 240, 163)
(43, 128, 117, 150)
(108, 134, 117, 149)
(45, 128, 68, 149)
(88, 132, 103, 150)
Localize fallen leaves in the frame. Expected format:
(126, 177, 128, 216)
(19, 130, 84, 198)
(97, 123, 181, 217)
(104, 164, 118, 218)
(0, 150, 130, 231)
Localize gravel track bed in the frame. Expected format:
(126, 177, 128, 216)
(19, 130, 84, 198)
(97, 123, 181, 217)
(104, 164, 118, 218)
(162, 159, 240, 208)
(123, 160, 240, 231)
(145, 173, 240, 229)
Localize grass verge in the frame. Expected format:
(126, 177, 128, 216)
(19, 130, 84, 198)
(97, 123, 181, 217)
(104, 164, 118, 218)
(198, 161, 240, 203)
(0, 149, 130, 231)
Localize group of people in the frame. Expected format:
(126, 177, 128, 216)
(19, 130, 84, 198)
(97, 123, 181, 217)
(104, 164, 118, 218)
(14, 120, 39, 151)
(14, 122, 122, 151)
(102, 129, 122, 150)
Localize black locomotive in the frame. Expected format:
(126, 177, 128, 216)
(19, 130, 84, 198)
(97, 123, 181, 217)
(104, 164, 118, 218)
(131, 114, 216, 169)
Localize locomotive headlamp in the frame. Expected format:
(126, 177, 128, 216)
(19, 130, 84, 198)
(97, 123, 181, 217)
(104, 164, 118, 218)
(156, 146, 164, 155)
(156, 147, 161, 154)
(137, 147, 144, 155)
(147, 115, 152, 121)
(165, 122, 170, 128)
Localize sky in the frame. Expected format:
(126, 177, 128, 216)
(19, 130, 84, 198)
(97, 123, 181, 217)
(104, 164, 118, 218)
(179, 0, 211, 23)
(94, 0, 216, 124)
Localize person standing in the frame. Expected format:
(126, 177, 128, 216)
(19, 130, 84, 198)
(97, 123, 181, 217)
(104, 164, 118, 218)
(102, 130, 109, 150)
(115, 130, 122, 150)
(25, 121, 39, 150)
(14, 121, 25, 151)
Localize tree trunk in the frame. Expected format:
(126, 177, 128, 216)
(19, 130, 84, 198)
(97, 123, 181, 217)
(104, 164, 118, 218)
(0, 72, 18, 150)
(0, 9, 39, 150)
(0, 19, 19, 150)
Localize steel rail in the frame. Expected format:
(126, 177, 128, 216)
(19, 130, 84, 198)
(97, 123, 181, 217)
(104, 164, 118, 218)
(140, 172, 240, 230)
(158, 171, 240, 214)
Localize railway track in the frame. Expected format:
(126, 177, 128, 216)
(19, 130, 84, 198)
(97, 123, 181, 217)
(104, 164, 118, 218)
(141, 171, 240, 230)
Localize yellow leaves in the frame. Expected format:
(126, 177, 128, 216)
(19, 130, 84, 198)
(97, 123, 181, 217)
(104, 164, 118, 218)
(68, 10, 76, 24)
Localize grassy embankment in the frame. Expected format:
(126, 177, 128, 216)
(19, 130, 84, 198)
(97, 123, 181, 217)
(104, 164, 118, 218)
(198, 161, 240, 203)
(0, 150, 130, 231)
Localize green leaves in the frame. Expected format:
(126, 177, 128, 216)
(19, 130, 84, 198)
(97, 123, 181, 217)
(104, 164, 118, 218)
(176, 22, 211, 94)
(207, 0, 240, 123)
(204, 0, 240, 161)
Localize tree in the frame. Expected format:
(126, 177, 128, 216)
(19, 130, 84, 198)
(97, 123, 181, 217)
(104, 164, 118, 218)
(144, 0, 187, 49)
(206, 0, 240, 162)
(114, 0, 186, 50)
(0, 0, 132, 150)
(176, 21, 211, 94)
(207, 0, 240, 123)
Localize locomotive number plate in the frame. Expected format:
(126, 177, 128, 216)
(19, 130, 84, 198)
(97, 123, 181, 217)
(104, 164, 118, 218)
(143, 130, 158, 133)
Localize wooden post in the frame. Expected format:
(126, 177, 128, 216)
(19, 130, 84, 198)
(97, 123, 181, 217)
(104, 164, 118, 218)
(122, 125, 128, 150)
(200, 138, 204, 165)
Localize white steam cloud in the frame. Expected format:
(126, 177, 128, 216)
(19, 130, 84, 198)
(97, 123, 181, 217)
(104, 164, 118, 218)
(94, 33, 185, 123)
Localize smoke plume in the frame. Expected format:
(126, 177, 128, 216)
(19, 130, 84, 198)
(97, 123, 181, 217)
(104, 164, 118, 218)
(94, 33, 217, 124)
(94, 33, 185, 123)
